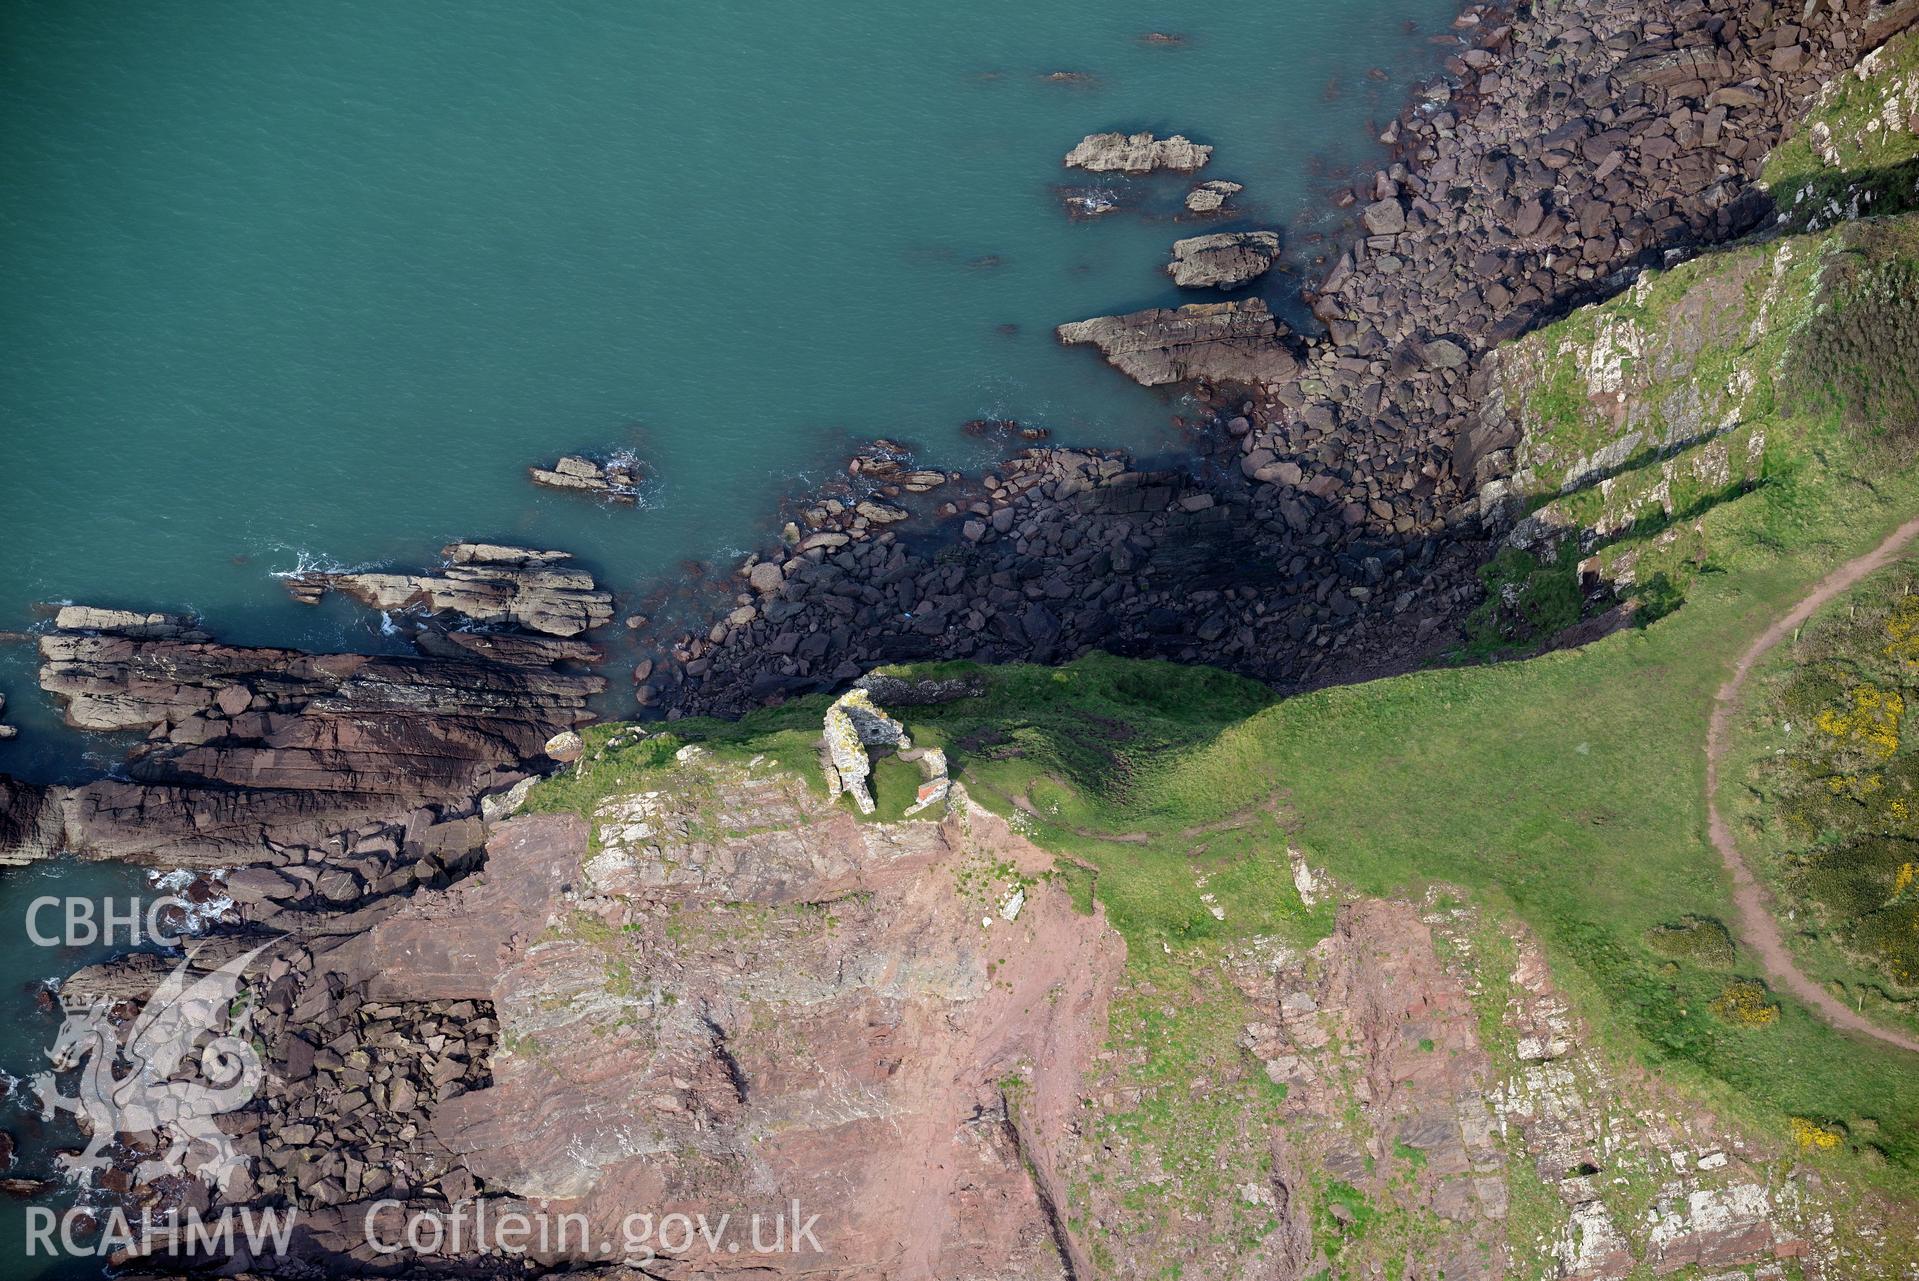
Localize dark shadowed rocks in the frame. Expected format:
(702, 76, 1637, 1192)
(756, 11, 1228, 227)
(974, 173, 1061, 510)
(0, 776, 61, 866)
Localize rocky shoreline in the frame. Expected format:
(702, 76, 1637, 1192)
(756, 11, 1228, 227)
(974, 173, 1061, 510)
(3, 0, 1918, 1275)
(4, 586, 604, 870)
(282, 542, 616, 638)
(628, 0, 1919, 719)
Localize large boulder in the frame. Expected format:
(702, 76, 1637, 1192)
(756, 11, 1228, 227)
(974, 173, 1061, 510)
(1167, 230, 1282, 289)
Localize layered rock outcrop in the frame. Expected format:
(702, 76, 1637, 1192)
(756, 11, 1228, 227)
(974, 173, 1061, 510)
(528, 453, 647, 503)
(1056, 299, 1299, 386)
(370, 762, 1116, 1276)
(1196, 896, 1884, 1279)
(283, 543, 614, 637)
(66, 742, 1119, 1277)
(14, 596, 602, 867)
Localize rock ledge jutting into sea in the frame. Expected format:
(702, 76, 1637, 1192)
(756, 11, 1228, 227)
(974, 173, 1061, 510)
(283, 542, 614, 636)
(1056, 298, 1300, 387)
(21, 600, 602, 865)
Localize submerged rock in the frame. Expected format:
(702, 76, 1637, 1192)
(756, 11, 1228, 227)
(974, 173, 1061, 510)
(1057, 184, 1129, 219)
(1064, 131, 1211, 173)
(1167, 230, 1282, 288)
(847, 438, 947, 492)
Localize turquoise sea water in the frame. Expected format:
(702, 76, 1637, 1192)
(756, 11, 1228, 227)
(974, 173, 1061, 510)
(0, 0, 1457, 776)
(0, 1, 1455, 1271)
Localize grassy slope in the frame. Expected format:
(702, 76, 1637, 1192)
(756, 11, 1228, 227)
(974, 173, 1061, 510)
(1051, 218, 1919, 1190)
(1762, 26, 1919, 232)
(523, 205, 1919, 1275)
(555, 213, 1919, 1185)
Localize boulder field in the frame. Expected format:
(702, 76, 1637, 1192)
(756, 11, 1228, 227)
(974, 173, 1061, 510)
(632, 0, 1919, 721)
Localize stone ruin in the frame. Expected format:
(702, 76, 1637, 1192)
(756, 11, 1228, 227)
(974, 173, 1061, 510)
(820, 687, 950, 817)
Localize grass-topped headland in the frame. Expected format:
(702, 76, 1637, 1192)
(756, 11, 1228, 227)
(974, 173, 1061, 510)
(526, 211, 1919, 1220)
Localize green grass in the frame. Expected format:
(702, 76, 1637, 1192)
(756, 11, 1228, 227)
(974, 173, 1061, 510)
(1762, 28, 1919, 232)
(977, 548, 1919, 1185)
(885, 217, 1919, 1196)
(519, 214, 1919, 1258)
(1457, 540, 1585, 656)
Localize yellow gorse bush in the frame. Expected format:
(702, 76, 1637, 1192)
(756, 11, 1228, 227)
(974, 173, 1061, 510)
(1895, 861, 1918, 900)
(1789, 1116, 1846, 1151)
(1884, 595, 1919, 671)
(1708, 979, 1781, 1027)
(1815, 685, 1905, 761)
(1825, 771, 1885, 798)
